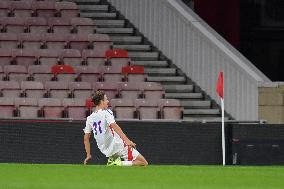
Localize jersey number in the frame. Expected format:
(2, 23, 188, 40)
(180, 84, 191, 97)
(93, 121, 102, 135)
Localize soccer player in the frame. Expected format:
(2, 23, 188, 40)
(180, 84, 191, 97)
(83, 91, 148, 166)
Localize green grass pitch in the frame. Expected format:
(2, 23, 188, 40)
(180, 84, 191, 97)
(0, 163, 284, 189)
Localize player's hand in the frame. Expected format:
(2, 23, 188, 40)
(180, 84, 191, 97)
(129, 141, 136, 149)
(84, 155, 92, 165)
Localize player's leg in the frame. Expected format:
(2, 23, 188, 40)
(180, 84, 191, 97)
(132, 154, 148, 166)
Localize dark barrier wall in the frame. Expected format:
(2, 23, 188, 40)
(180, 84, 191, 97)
(232, 124, 284, 165)
(0, 120, 223, 165)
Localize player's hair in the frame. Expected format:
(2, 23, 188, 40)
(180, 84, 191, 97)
(92, 90, 105, 106)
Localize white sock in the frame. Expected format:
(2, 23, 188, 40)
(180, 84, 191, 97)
(121, 161, 133, 166)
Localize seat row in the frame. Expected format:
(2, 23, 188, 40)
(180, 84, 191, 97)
(0, 17, 95, 34)
(0, 97, 181, 120)
(0, 81, 164, 100)
(0, 1, 79, 18)
(0, 33, 111, 52)
(0, 64, 144, 82)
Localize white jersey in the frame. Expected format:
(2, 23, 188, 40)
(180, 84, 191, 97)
(84, 109, 124, 157)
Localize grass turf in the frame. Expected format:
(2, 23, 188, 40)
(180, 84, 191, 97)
(0, 164, 284, 189)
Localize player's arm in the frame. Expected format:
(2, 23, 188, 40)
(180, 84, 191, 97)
(110, 122, 136, 148)
(83, 133, 92, 165)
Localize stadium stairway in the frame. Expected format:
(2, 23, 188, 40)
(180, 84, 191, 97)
(71, 0, 227, 122)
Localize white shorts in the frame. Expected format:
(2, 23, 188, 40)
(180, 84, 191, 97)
(112, 144, 140, 161)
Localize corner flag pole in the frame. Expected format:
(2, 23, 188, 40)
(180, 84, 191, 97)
(216, 71, 225, 166)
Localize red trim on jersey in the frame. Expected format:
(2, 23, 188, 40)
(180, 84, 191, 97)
(128, 146, 133, 161)
(109, 125, 115, 137)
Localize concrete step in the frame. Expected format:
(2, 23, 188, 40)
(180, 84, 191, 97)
(128, 52, 159, 60)
(183, 109, 220, 115)
(95, 20, 125, 28)
(144, 68, 176, 76)
(165, 93, 203, 99)
(163, 84, 194, 93)
(78, 5, 108, 11)
(180, 100, 211, 108)
(80, 12, 117, 18)
(183, 116, 227, 122)
(131, 60, 168, 67)
(96, 28, 133, 34)
(147, 76, 186, 84)
(110, 36, 142, 44)
(113, 44, 151, 51)
(72, 0, 101, 4)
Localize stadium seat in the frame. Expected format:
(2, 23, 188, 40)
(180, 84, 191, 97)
(48, 17, 72, 34)
(159, 99, 183, 120)
(122, 65, 146, 82)
(0, 97, 15, 118)
(142, 82, 165, 99)
(14, 97, 39, 118)
(0, 33, 18, 49)
(71, 17, 95, 35)
(28, 65, 53, 82)
(68, 34, 91, 51)
(90, 34, 112, 57)
(19, 33, 43, 49)
(0, 1, 9, 17)
(38, 98, 63, 118)
(75, 65, 101, 82)
(62, 98, 86, 119)
(0, 66, 4, 80)
(4, 65, 28, 82)
(69, 81, 93, 99)
(38, 49, 60, 66)
(32, 1, 56, 18)
(0, 17, 26, 33)
(45, 81, 70, 99)
(118, 82, 142, 99)
(93, 82, 118, 100)
(21, 81, 45, 98)
(0, 49, 12, 65)
(12, 49, 38, 66)
(44, 33, 68, 50)
(26, 17, 48, 33)
(110, 98, 137, 119)
(135, 99, 160, 120)
(0, 80, 21, 98)
(60, 49, 82, 67)
(105, 49, 130, 67)
(82, 49, 105, 66)
(55, 1, 79, 18)
(10, 1, 32, 17)
(101, 65, 123, 82)
(51, 64, 76, 82)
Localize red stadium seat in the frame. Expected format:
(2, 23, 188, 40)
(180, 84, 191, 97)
(105, 49, 130, 67)
(122, 65, 146, 82)
(51, 64, 76, 82)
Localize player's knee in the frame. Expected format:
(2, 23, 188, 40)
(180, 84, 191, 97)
(143, 159, 148, 166)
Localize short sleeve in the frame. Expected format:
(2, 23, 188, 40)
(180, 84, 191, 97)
(105, 109, 115, 126)
(83, 119, 92, 134)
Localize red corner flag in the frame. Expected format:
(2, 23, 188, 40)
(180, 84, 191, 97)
(216, 71, 224, 99)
